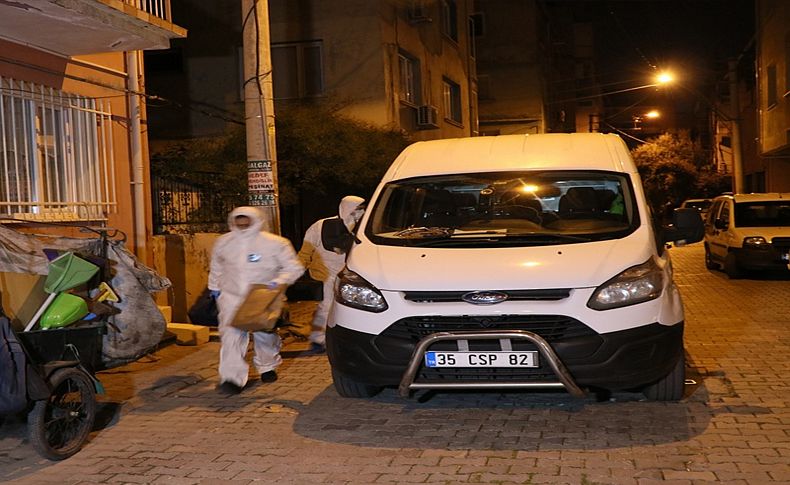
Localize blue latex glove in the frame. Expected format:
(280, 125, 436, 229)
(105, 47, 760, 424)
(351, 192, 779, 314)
(265, 282, 278, 290)
(209, 290, 220, 299)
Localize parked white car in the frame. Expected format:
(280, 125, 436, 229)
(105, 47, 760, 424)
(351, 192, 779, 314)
(704, 193, 790, 278)
(326, 133, 703, 401)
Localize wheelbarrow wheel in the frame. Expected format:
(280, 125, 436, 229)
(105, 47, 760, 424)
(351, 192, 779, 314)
(28, 367, 96, 460)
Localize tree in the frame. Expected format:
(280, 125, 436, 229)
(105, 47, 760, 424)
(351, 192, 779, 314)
(631, 132, 728, 218)
(275, 104, 410, 206)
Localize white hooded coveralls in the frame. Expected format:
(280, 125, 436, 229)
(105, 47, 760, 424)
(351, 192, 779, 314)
(208, 207, 303, 387)
(298, 196, 365, 345)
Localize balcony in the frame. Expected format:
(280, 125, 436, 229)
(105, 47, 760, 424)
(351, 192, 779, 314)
(0, 0, 186, 56)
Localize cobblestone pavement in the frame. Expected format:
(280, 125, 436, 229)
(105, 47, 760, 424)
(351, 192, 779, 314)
(1, 243, 789, 484)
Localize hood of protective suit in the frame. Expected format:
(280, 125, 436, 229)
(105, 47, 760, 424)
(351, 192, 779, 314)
(339, 196, 365, 231)
(228, 206, 265, 239)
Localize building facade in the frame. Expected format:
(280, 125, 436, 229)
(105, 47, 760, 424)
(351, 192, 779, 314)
(0, 0, 184, 317)
(0, 0, 185, 257)
(754, 0, 790, 191)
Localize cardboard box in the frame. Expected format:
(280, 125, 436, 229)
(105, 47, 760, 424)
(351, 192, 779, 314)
(230, 284, 284, 332)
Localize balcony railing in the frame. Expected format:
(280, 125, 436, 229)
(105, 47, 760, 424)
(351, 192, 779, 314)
(125, 0, 172, 23)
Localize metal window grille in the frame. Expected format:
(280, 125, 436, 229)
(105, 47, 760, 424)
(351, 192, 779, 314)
(0, 76, 117, 221)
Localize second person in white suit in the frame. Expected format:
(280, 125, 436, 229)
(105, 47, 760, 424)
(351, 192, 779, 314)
(298, 196, 365, 352)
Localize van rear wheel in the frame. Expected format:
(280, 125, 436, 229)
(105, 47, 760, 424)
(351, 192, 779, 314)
(643, 353, 685, 401)
(331, 368, 383, 398)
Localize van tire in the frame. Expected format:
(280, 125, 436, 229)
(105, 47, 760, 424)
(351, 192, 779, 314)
(724, 253, 742, 279)
(704, 245, 718, 270)
(643, 353, 685, 401)
(331, 368, 383, 398)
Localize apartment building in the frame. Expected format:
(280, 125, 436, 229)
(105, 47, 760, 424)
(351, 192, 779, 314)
(0, 0, 185, 257)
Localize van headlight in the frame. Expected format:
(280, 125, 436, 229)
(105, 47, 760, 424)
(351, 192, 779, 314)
(335, 267, 388, 312)
(587, 258, 664, 310)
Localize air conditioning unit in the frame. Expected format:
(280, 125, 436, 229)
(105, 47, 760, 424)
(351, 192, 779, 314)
(416, 105, 439, 129)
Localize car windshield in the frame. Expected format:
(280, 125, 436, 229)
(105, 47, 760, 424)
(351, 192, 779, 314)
(734, 201, 790, 227)
(366, 170, 639, 247)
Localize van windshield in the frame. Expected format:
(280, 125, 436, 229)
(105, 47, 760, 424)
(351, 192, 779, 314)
(734, 201, 790, 227)
(365, 170, 639, 247)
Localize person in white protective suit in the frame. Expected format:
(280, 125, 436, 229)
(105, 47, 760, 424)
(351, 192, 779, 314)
(208, 206, 304, 394)
(297, 196, 365, 353)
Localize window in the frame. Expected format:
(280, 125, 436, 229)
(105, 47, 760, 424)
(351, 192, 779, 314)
(468, 17, 476, 59)
(766, 63, 777, 108)
(441, 0, 458, 42)
(442, 78, 462, 124)
(398, 52, 420, 105)
(271, 41, 324, 99)
(785, 34, 790, 96)
(470, 13, 484, 37)
(0, 77, 116, 221)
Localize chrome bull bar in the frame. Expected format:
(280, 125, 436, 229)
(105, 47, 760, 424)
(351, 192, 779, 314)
(398, 330, 586, 398)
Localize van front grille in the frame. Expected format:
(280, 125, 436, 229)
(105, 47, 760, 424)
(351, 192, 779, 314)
(381, 315, 596, 343)
(403, 289, 571, 303)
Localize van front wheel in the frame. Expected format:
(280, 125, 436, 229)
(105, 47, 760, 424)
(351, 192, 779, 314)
(331, 368, 383, 398)
(724, 253, 742, 279)
(704, 245, 718, 270)
(643, 353, 685, 401)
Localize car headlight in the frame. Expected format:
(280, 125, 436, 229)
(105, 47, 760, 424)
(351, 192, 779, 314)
(587, 258, 664, 310)
(743, 236, 769, 249)
(335, 267, 388, 312)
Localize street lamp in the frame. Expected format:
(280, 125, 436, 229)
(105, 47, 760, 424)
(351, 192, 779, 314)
(656, 72, 674, 85)
(632, 110, 660, 130)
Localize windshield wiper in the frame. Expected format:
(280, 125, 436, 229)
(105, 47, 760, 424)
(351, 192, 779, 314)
(504, 233, 593, 242)
(393, 227, 452, 238)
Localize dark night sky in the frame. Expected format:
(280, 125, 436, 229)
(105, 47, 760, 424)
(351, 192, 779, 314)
(562, 0, 756, 134)
(589, 1, 755, 85)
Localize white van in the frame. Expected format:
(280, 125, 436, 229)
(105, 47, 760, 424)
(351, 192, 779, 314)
(326, 134, 703, 401)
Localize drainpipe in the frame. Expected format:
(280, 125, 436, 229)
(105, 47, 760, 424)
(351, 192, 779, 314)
(126, 50, 146, 258)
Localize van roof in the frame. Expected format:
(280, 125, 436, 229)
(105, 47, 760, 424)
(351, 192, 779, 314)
(384, 133, 635, 181)
(719, 193, 790, 202)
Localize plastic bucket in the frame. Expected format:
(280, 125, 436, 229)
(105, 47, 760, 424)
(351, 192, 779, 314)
(39, 293, 89, 329)
(44, 252, 99, 293)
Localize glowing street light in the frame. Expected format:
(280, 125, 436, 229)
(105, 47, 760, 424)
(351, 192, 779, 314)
(644, 110, 661, 119)
(655, 72, 674, 85)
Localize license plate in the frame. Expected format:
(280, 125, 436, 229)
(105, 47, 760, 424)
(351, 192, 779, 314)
(425, 351, 538, 368)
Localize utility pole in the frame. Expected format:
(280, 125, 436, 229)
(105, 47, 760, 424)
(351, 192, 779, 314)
(728, 58, 744, 194)
(241, 0, 280, 233)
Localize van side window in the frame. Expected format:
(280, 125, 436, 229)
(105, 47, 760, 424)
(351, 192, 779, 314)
(717, 203, 730, 229)
(706, 200, 722, 225)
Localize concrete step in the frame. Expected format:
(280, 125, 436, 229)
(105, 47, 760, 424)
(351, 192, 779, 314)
(166, 322, 210, 346)
(158, 305, 172, 323)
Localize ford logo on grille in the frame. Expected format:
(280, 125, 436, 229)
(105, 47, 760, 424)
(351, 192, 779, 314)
(461, 291, 508, 305)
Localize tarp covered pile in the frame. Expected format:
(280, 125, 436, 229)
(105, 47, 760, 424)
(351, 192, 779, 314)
(0, 225, 171, 368)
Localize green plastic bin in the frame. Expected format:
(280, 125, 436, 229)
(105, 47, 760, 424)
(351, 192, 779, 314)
(44, 252, 99, 293)
(39, 293, 89, 329)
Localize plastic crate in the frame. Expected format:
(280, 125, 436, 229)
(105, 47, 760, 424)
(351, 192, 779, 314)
(18, 322, 105, 372)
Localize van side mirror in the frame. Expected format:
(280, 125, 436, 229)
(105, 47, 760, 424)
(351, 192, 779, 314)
(321, 218, 355, 254)
(663, 208, 704, 245)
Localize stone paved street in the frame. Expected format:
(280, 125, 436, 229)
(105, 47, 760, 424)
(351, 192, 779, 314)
(1, 243, 789, 484)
